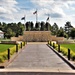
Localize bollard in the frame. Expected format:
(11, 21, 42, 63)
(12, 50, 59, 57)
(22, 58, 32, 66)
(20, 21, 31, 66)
(8, 48, 10, 60)
(50, 41, 51, 46)
(68, 48, 70, 60)
(48, 41, 49, 44)
(53, 43, 55, 48)
(21, 42, 22, 48)
(58, 44, 60, 52)
(16, 44, 18, 53)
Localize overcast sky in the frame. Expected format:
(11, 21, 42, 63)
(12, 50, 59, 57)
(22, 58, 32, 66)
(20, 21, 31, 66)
(0, 0, 75, 27)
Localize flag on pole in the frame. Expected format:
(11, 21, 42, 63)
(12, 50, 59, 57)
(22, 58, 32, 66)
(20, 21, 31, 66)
(21, 16, 25, 20)
(33, 10, 37, 14)
(46, 17, 49, 21)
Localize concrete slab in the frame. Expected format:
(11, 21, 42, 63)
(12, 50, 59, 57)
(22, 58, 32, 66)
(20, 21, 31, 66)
(6, 44, 72, 70)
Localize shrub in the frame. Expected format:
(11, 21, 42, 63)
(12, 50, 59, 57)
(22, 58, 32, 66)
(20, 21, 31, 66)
(10, 46, 16, 55)
(48, 41, 75, 61)
(0, 41, 26, 63)
(60, 46, 75, 61)
(22, 42, 25, 46)
(60, 47, 68, 56)
(0, 56, 4, 63)
(2, 54, 8, 60)
(18, 44, 21, 49)
(0, 45, 16, 63)
(70, 51, 75, 61)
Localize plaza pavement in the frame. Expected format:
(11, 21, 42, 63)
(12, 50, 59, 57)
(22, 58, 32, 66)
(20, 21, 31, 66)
(6, 43, 72, 70)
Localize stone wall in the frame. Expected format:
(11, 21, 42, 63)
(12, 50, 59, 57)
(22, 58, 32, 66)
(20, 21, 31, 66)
(23, 31, 64, 42)
(11, 31, 64, 42)
(11, 36, 23, 41)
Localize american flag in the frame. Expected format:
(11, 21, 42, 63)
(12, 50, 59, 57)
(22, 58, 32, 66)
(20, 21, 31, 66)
(33, 10, 37, 14)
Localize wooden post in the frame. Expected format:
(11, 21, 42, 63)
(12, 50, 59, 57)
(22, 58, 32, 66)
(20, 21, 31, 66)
(21, 42, 22, 48)
(68, 48, 70, 60)
(8, 48, 10, 60)
(58, 44, 60, 52)
(16, 44, 18, 53)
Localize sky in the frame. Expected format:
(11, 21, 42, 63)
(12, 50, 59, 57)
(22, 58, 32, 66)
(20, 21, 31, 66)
(0, 0, 75, 27)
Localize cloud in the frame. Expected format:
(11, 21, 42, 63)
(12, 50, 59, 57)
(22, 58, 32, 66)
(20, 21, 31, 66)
(30, 0, 75, 27)
(0, 0, 18, 21)
(0, 0, 75, 27)
(31, 0, 66, 18)
(31, 0, 54, 7)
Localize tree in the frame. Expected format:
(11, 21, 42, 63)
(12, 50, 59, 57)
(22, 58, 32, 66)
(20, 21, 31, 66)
(0, 22, 2, 30)
(70, 28, 75, 39)
(45, 22, 51, 31)
(5, 28, 15, 38)
(2, 22, 7, 32)
(57, 27, 64, 37)
(17, 22, 24, 35)
(26, 22, 31, 31)
(35, 22, 40, 31)
(40, 21, 45, 31)
(31, 22, 34, 31)
(64, 21, 73, 38)
(51, 23, 59, 35)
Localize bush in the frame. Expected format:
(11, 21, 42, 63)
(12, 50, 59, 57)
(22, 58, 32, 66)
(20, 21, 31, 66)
(0, 41, 26, 63)
(2, 54, 8, 60)
(22, 42, 25, 46)
(48, 41, 75, 61)
(70, 51, 75, 61)
(60, 46, 75, 61)
(0, 46, 16, 63)
(0, 56, 4, 63)
(60, 47, 68, 56)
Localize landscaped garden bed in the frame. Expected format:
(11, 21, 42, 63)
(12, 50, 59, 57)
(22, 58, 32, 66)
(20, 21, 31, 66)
(48, 41, 75, 61)
(0, 41, 26, 63)
(60, 44, 75, 52)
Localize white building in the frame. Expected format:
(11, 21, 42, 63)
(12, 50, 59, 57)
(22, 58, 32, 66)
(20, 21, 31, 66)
(0, 30, 4, 38)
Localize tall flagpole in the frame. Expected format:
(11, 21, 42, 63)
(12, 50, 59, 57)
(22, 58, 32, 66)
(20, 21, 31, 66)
(24, 15, 26, 31)
(36, 9, 37, 23)
(33, 9, 38, 23)
(46, 13, 50, 22)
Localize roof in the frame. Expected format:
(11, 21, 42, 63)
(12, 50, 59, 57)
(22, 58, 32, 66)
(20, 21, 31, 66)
(0, 30, 4, 34)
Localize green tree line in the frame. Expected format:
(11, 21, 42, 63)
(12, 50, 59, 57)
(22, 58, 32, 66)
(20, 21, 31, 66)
(25, 21, 75, 39)
(25, 21, 51, 31)
(0, 22, 24, 38)
(0, 21, 75, 39)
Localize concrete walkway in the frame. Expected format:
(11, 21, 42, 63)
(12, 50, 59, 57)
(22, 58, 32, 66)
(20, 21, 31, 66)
(6, 44, 72, 70)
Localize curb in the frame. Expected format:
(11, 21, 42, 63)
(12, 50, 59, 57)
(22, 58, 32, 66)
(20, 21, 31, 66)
(47, 44, 75, 70)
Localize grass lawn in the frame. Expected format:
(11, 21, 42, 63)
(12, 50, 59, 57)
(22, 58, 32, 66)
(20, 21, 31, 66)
(60, 44, 75, 52)
(0, 44, 15, 52)
(0, 38, 10, 42)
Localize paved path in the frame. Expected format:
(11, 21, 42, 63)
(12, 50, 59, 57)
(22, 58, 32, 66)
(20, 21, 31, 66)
(6, 44, 72, 70)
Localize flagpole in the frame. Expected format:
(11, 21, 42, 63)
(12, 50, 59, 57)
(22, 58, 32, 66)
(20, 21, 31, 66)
(36, 9, 37, 23)
(24, 15, 26, 31)
(46, 14, 50, 22)
(33, 9, 38, 23)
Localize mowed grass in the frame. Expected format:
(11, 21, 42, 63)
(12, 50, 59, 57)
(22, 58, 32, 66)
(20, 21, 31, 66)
(61, 44, 75, 52)
(0, 44, 15, 52)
